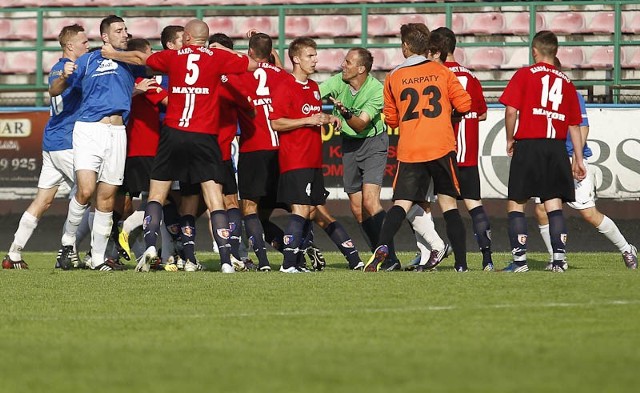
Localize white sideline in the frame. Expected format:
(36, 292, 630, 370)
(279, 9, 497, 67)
(4, 299, 640, 321)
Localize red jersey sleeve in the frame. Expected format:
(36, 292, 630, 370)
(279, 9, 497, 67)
(214, 49, 250, 76)
(146, 50, 172, 74)
(136, 77, 167, 107)
(499, 68, 526, 110)
(269, 79, 293, 121)
(224, 74, 254, 113)
(469, 76, 487, 116)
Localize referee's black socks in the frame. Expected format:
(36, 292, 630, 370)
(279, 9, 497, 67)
(378, 205, 406, 249)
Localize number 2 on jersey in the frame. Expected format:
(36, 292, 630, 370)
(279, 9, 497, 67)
(253, 68, 279, 147)
(400, 86, 442, 121)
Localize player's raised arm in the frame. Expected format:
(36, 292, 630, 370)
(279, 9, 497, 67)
(101, 42, 149, 65)
(49, 60, 76, 97)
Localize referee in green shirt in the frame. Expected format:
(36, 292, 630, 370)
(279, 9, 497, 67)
(319, 47, 391, 257)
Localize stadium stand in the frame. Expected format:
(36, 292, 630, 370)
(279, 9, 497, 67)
(0, 18, 11, 38)
(503, 47, 530, 70)
(622, 47, 640, 69)
(285, 16, 312, 38)
(585, 46, 624, 69)
(429, 13, 466, 33)
(622, 12, 639, 34)
(467, 48, 506, 70)
(505, 12, 546, 35)
(0, 52, 5, 71)
(127, 18, 161, 40)
(549, 12, 586, 34)
(368, 48, 389, 71)
(586, 12, 617, 34)
(453, 48, 466, 65)
(3, 52, 37, 75)
(314, 15, 351, 38)
(42, 51, 60, 73)
(316, 48, 346, 72)
(240, 16, 277, 37)
(556, 47, 586, 69)
(465, 12, 506, 35)
(204, 17, 237, 38)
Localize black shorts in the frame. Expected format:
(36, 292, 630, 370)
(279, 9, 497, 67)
(277, 168, 328, 206)
(457, 165, 481, 200)
(392, 151, 461, 202)
(238, 150, 280, 206)
(152, 125, 226, 185)
(220, 159, 238, 196)
(122, 156, 153, 197)
(508, 139, 575, 203)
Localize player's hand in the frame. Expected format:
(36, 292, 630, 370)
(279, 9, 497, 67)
(134, 78, 156, 93)
(506, 139, 515, 157)
(62, 61, 77, 78)
(101, 43, 117, 59)
(572, 158, 586, 181)
(246, 28, 260, 38)
(329, 115, 342, 130)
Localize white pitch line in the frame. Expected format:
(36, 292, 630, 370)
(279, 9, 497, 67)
(2, 299, 639, 322)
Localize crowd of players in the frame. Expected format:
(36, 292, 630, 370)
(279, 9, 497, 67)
(2, 15, 637, 273)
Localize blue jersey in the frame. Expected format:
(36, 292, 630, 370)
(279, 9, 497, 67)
(565, 93, 592, 159)
(43, 58, 82, 152)
(68, 51, 145, 124)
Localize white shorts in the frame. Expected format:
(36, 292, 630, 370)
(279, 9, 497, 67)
(37, 149, 75, 189)
(567, 160, 596, 210)
(73, 121, 127, 186)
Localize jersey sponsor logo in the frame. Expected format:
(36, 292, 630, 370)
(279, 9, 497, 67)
(95, 59, 119, 73)
(172, 86, 210, 94)
(301, 103, 321, 115)
(532, 108, 566, 121)
(221, 74, 228, 83)
(314, 91, 320, 100)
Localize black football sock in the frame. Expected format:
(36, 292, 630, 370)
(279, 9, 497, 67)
(111, 210, 122, 241)
(243, 214, 270, 268)
(443, 209, 467, 270)
(469, 205, 493, 264)
(547, 209, 568, 265)
(325, 221, 361, 267)
(227, 207, 243, 260)
(179, 215, 196, 263)
(162, 202, 182, 243)
(262, 219, 284, 253)
(378, 205, 406, 249)
(508, 211, 528, 265)
(143, 201, 163, 249)
(358, 221, 373, 251)
(282, 214, 305, 269)
(210, 210, 232, 266)
(300, 220, 313, 251)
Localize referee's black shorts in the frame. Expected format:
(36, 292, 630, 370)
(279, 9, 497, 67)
(152, 125, 226, 185)
(392, 151, 461, 202)
(508, 138, 575, 203)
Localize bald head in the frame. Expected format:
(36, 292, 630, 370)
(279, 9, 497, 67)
(184, 19, 209, 46)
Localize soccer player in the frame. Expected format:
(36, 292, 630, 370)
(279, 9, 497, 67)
(52, 15, 144, 271)
(2, 24, 89, 270)
(103, 19, 257, 272)
(269, 37, 341, 273)
(432, 27, 495, 271)
(364, 23, 472, 273)
(499, 31, 586, 273)
(534, 58, 637, 270)
(236, 32, 290, 271)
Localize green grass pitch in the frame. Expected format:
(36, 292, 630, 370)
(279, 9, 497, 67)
(1, 251, 638, 393)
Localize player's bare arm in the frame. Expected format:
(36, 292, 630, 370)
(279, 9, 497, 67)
(49, 61, 76, 97)
(329, 96, 369, 133)
(208, 42, 259, 72)
(101, 43, 149, 65)
(504, 105, 518, 157)
(271, 113, 339, 132)
(568, 124, 586, 180)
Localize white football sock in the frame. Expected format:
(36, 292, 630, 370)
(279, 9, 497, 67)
(406, 205, 445, 252)
(91, 209, 113, 268)
(61, 197, 89, 247)
(538, 224, 553, 261)
(9, 211, 39, 261)
(122, 210, 144, 234)
(597, 215, 631, 253)
(415, 233, 431, 264)
(75, 209, 94, 245)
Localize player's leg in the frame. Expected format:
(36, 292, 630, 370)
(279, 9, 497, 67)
(460, 166, 493, 270)
(91, 181, 121, 269)
(406, 203, 450, 270)
(139, 179, 172, 272)
(202, 180, 233, 271)
(505, 199, 530, 272)
(313, 205, 362, 270)
(543, 197, 568, 271)
(533, 200, 554, 267)
(178, 192, 200, 269)
(242, 198, 271, 270)
(224, 193, 244, 263)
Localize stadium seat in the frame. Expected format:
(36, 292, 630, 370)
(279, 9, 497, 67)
(42, 51, 61, 73)
(368, 48, 389, 71)
(429, 14, 466, 34)
(395, 14, 427, 26)
(285, 16, 311, 38)
(465, 13, 506, 35)
(556, 47, 586, 69)
(204, 17, 237, 37)
(585, 46, 624, 69)
(467, 48, 506, 70)
(623, 12, 640, 34)
(549, 12, 586, 34)
(3, 52, 37, 74)
(353, 15, 390, 37)
(622, 47, 640, 68)
(502, 47, 530, 70)
(585, 12, 617, 34)
(316, 48, 346, 72)
(386, 48, 405, 69)
(7, 19, 39, 40)
(453, 47, 466, 65)
(240, 16, 276, 38)
(314, 15, 351, 37)
(0, 19, 12, 38)
(127, 18, 160, 40)
(505, 12, 546, 35)
(0, 52, 6, 72)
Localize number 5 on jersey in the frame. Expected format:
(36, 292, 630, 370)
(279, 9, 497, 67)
(180, 54, 200, 127)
